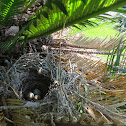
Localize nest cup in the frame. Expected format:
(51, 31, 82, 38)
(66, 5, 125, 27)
(17, 53, 59, 101)
(0, 52, 59, 102)
(22, 68, 53, 101)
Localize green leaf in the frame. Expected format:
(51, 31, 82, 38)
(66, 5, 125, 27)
(45, 1, 53, 10)
(33, 20, 37, 27)
(81, 0, 87, 4)
(52, 0, 68, 16)
(79, 22, 87, 27)
(24, 0, 126, 41)
(36, 12, 41, 19)
(106, 38, 126, 74)
(41, 11, 49, 19)
(0, 0, 28, 26)
(72, 25, 82, 30)
(116, 7, 126, 13)
(112, 66, 126, 73)
(114, 38, 123, 67)
(1, 0, 126, 52)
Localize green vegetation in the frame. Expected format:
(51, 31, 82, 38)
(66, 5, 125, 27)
(0, 0, 126, 52)
(69, 19, 119, 38)
(83, 25, 119, 38)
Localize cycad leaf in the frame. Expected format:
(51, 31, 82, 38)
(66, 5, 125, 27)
(52, 0, 68, 16)
(45, 2, 53, 10)
(23, 0, 126, 41)
(116, 7, 126, 13)
(106, 38, 126, 74)
(1, 0, 126, 52)
(79, 22, 87, 27)
(0, 0, 28, 26)
(41, 11, 49, 19)
(72, 25, 82, 30)
(81, 0, 87, 4)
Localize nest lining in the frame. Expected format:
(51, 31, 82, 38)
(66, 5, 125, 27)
(22, 68, 53, 101)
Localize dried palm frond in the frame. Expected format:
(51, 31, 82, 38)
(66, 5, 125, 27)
(0, 90, 37, 125)
(72, 33, 126, 51)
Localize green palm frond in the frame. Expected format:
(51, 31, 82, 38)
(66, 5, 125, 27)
(23, 0, 126, 40)
(0, 0, 28, 27)
(106, 39, 126, 75)
(1, 0, 126, 52)
(116, 7, 126, 13)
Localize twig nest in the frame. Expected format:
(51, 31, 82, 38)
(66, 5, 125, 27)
(5, 26, 19, 37)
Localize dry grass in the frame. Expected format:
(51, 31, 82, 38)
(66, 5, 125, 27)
(0, 50, 125, 125)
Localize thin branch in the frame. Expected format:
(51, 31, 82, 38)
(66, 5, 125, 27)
(0, 101, 55, 110)
(50, 47, 119, 55)
(58, 16, 68, 104)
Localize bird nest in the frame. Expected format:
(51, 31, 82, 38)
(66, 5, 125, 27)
(0, 51, 125, 125)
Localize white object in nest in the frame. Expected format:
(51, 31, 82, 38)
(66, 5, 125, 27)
(5, 26, 19, 37)
(38, 67, 43, 74)
(27, 92, 34, 100)
(41, 45, 48, 51)
(54, 80, 59, 85)
(34, 95, 41, 101)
